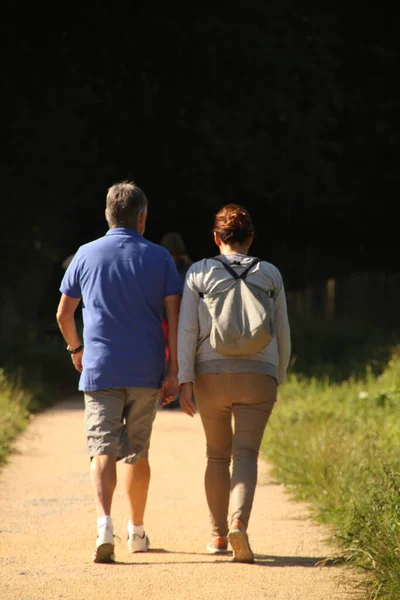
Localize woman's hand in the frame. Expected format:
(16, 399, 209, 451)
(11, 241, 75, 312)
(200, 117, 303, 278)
(179, 382, 196, 417)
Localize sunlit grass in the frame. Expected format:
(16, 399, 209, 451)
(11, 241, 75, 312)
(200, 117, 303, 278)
(0, 338, 78, 467)
(262, 350, 400, 599)
(0, 370, 30, 466)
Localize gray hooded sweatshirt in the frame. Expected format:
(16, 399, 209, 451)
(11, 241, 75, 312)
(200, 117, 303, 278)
(177, 253, 291, 385)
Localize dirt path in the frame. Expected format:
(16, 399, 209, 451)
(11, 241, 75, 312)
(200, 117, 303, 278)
(0, 396, 352, 600)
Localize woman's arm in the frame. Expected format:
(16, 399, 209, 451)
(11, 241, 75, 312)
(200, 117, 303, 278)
(178, 270, 200, 415)
(178, 270, 200, 385)
(274, 279, 291, 384)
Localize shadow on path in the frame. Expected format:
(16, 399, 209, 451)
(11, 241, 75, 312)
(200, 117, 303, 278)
(107, 548, 343, 568)
(254, 555, 342, 568)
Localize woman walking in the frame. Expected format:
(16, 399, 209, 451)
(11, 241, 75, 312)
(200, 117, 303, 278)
(177, 204, 291, 562)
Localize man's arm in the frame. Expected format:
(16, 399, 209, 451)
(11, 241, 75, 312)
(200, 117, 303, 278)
(160, 294, 181, 404)
(164, 294, 180, 373)
(56, 293, 83, 372)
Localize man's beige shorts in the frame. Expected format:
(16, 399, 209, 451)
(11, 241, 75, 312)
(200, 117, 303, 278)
(84, 387, 159, 464)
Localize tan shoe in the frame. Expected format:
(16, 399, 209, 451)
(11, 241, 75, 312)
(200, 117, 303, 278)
(206, 536, 229, 555)
(228, 520, 254, 563)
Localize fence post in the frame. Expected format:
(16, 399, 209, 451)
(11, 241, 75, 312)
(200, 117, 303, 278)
(325, 278, 335, 320)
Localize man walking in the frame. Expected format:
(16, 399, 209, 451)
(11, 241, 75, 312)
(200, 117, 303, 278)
(56, 181, 182, 563)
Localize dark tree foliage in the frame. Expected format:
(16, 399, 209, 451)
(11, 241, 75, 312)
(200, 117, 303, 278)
(0, 3, 398, 359)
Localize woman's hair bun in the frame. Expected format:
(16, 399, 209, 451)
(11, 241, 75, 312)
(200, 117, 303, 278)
(224, 206, 248, 229)
(213, 204, 254, 244)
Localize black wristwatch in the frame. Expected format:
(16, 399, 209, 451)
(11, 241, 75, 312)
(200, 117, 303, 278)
(67, 344, 84, 354)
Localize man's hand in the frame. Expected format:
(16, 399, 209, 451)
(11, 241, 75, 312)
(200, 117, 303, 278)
(56, 293, 83, 374)
(179, 382, 196, 417)
(71, 349, 83, 373)
(160, 372, 179, 406)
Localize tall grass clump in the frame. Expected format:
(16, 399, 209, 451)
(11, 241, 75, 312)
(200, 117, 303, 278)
(0, 334, 79, 466)
(262, 350, 400, 599)
(0, 370, 31, 466)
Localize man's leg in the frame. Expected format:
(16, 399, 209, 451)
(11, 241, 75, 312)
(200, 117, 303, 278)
(84, 389, 126, 562)
(90, 455, 117, 518)
(90, 455, 117, 563)
(125, 457, 150, 525)
(124, 388, 159, 552)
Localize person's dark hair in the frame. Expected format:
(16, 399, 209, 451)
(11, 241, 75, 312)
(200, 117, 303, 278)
(213, 204, 255, 244)
(160, 232, 186, 258)
(106, 180, 148, 229)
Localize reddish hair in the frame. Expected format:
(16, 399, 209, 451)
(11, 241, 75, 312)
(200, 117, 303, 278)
(213, 204, 255, 244)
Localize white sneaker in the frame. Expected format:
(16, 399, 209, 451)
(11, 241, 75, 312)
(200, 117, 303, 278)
(93, 523, 115, 563)
(127, 531, 150, 553)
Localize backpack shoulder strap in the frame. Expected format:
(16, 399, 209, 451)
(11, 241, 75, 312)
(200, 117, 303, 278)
(239, 258, 260, 280)
(213, 256, 260, 280)
(213, 256, 240, 280)
(199, 257, 260, 298)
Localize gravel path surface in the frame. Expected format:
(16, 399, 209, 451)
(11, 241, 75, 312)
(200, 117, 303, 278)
(0, 396, 352, 600)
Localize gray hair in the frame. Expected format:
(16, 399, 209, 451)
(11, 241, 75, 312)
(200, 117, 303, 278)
(106, 181, 148, 229)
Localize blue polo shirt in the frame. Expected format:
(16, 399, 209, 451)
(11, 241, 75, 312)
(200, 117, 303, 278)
(60, 228, 183, 391)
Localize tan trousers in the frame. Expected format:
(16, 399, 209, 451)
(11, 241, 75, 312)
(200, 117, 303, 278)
(194, 373, 277, 537)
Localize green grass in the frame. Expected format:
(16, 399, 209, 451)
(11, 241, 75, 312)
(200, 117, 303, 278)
(0, 370, 31, 466)
(262, 350, 400, 599)
(0, 337, 78, 467)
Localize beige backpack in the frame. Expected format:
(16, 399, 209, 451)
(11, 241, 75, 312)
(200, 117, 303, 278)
(200, 258, 274, 357)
